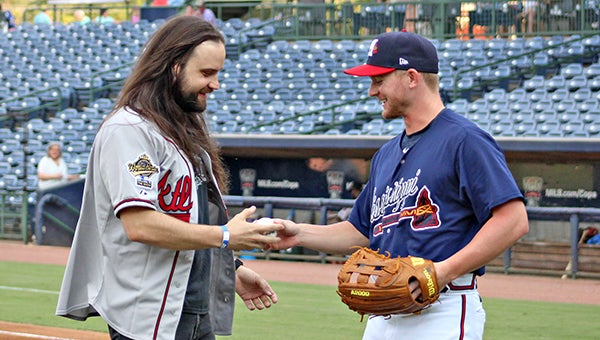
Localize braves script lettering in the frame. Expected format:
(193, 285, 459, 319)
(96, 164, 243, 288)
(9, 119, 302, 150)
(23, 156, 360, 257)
(371, 169, 441, 236)
(371, 169, 421, 222)
(158, 169, 193, 213)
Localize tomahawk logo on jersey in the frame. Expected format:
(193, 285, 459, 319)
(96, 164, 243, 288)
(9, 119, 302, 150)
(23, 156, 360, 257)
(372, 186, 441, 237)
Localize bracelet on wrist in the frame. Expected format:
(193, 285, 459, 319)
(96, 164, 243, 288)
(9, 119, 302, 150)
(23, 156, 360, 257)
(235, 258, 244, 270)
(220, 225, 229, 249)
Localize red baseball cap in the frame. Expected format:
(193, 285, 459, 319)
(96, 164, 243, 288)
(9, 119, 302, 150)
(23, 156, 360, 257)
(344, 31, 439, 77)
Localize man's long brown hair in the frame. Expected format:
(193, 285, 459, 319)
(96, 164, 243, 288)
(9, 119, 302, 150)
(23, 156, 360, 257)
(114, 15, 229, 192)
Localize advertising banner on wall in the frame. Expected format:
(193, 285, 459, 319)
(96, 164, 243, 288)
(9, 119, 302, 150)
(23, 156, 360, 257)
(225, 157, 369, 199)
(511, 162, 600, 208)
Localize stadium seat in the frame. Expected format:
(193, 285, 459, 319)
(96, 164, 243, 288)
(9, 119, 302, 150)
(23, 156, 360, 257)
(584, 63, 600, 79)
(66, 141, 87, 154)
(249, 88, 271, 101)
(545, 75, 566, 92)
(577, 99, 599, 113)
(233, 110, 255, 123)
(0, 174, 20, 190)
(566, 75, 588, 92)
(532, 100, 553, 113)
(537, 121, 562, 137)
(507, 88, 527, 102)
(523, 75, 545, 92)
(570, 88, 592, 102)
(562, 122, 587, 137)
(527, 88, 547, 103)
(277, 121, 297, 134)
(361, 119, 385, 135)
(549, 88, 569, 102)
(561, 63, 584, 79)
(1, 139, 21, 154)
(553, 99, 575, 113)
(0, 161, 11, 175)
(509, 100, 530, 113)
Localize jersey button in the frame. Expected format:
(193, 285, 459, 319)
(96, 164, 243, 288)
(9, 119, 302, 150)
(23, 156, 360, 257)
(400, 160, 405, 164)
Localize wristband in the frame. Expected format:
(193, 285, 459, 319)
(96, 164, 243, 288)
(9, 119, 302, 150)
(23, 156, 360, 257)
(235, 258, 244, 270)
(220, 225, 230, 249)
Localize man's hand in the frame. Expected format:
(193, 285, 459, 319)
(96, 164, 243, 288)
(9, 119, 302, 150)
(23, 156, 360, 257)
(235, 265, 278, 310)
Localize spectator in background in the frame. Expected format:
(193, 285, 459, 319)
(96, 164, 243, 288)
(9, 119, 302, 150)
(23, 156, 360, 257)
(33, 9, 52, 25)
(185, 0, 217, 26)
(0, 4, 15, 32)
(37, 142, 80, 190)
(131, 7, 140, 24)
(94, 8, 115, 25)
(73, 9, 91, 25)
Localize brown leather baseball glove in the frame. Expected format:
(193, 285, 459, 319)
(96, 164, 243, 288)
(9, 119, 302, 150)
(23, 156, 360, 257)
(336, 247, 440, 319)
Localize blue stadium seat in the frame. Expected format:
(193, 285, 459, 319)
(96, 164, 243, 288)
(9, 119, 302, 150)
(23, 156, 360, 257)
(566, 75, 588, 92)
(66, 141, 88, 154)
(447, 98, 468, 114)
(527, 88, 547, 103)
(545, 75, 566, 92)
(570, 88, 592, 102)
(287, 101, 308, 115)
(221, 101, 242, 113)
(233, 110, 255, 124)
(549, 88, 569, 102)
(507, 88, 527, 102)
(0, 174, 19, 190)
(316, 89, 338, 101)
(577, 99, 599, 113)
(523, 75, 545, 92)
(509, 100, 531, 113)
(220, 121, 239, 133)
(244, 101, 264, 114)
(553, 99, 576, 113)
(274, 88, 295, 101)
(1, 139, 20, 154)
(295, 88, 315, 101)
(584, 63, 600, 79)
(532, 99, 553, 113)
(249, 88, 271, 101)
(277, 121, 297, 134)
(561, 63, 584, 79)
(0, 161, 11, 175)
(266, 100, 286, 113)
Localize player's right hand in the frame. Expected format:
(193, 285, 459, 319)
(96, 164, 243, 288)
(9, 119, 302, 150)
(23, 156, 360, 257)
(264, 219, 301, 251)
(226, 206, 283, 250)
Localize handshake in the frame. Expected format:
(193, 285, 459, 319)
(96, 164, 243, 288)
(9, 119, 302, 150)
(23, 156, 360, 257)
(222, 206, 297, 251)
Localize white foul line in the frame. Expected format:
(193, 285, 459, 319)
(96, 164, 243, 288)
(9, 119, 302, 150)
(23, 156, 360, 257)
(0, 285, 58, 295)
(0, 329, 74, 339)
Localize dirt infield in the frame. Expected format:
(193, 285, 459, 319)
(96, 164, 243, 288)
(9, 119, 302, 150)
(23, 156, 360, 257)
(2, 240, 600, 339)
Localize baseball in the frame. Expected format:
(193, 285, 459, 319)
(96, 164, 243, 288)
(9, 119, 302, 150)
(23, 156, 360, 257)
(254, 217, 275, 225)
(254, 217, 278, 236)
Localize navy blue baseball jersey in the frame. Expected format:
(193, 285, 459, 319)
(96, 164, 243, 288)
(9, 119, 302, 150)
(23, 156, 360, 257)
(348, 108, 524, 275)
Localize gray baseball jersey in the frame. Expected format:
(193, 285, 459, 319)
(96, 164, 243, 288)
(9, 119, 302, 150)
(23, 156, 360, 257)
(56, 107, 235, 339)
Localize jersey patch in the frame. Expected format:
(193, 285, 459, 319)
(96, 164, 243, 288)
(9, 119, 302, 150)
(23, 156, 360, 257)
(373, 186, 441, 236)
(127, 153, 159, 189)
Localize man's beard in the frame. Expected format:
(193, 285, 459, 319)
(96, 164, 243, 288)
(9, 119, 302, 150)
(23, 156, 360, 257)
(173, 79, 206, 113)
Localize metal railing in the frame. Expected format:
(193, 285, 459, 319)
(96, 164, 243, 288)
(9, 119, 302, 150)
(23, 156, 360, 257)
(20, 1, 600, 41)
(3, 191, 600, 278)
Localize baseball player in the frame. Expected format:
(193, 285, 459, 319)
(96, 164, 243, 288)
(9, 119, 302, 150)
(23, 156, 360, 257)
(56, 16, 282, 340)
(269, 31, 529, 339)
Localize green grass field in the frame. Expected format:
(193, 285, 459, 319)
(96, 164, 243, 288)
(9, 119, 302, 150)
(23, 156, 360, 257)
(1, 261, 600, 339)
